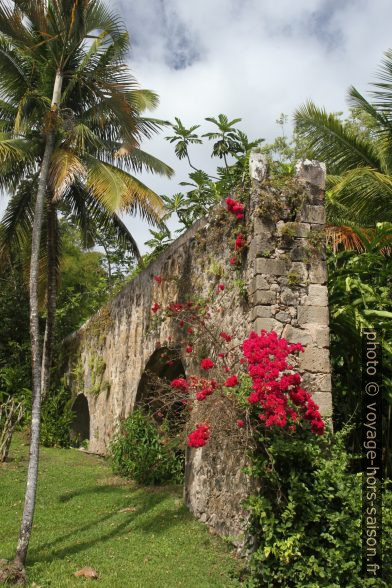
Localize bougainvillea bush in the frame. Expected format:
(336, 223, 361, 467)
(149, 196, 325, 450)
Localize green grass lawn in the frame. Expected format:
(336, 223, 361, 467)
(0, 435, 241, 587)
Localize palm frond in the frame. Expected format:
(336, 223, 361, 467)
(294, 101, 382, 174)
(0, 136, 37, 165)
(328, 167, 392, 225)
(114, 147, 174, 177)
(49, 148, 85, 200)
(0, 177, 35, 257)
(65, 180, 140, 257)
(84, 156, 164, 223)
(326, 225, 366, 253)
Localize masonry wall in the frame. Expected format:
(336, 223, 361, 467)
(62, 155, 332, 542)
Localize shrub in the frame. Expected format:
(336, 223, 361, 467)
(110, 409, 184, 485)
(40, 384, 74, 447)
(244, 428, 392, 587)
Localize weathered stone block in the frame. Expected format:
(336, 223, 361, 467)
(305, 284, 328, 306)
(305, 324, 330, 347)
(295, 160, 326, 190)
(301, 205, 326, 224)
(282, 325, 312, 346)
(252, 305, 273, 319)
(255, 258, 289, 276)
(253, 290, 276, 305)
(299, 347, 330, 373)
(291, 246, 308, 262)
(277, 221, 310, 238)
(308, 263, 327, 284)
(298, 306, 329, 325)
(315, 373, 332, 392)
(253, 318, 284, 335)
(275, 311, 291, 323)
(250, 275, 269, 293)
(311, 392, 333, 416)
(250, 152, 269, 183)
(289, 261, 308, 282)
(281, 288, 298, 305)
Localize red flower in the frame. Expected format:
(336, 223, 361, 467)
(186, 346, 193, 353)
(229, 256, 237, 266)
(188, 424, 210, 448)
(171, 378, 188, 390)
(219, 332, 232, 342)
(187, 327, 194, 335)
(218, 284, 225, 291)
(235, 233, 246, 250)
(224, 375, 238, 387)
(248, 392, 259, 404)
(225, 197, 236, 210)
(218, 352, 225, 358)
(151, 303, 160, 313)
(236, 419, 245, 428)
(153, 275, 162, 284)
(242, 330, 324, 435)
(311, 418, 325, 435)
(200, 358, 214, 371)
(226, 198, 245, 217)
(179, 320, 185, 327)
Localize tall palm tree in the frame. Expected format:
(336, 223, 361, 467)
(0, 0, 172, 574)
(294, 49, 392, 228)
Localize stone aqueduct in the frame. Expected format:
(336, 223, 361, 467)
(62, 155, 332, 541)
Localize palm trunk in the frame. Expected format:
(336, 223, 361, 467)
(14, 70, 63, 569)
(41, 196, 58, 402)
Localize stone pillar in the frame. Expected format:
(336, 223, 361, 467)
(248, 157, 332, 418)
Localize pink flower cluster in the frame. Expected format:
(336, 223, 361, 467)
(201, 358, 214, 371)
(235, 233, 246, 251)
(226, 197, 245, 220)
(243, 331, 325, 435)
(224, 375, 238, 387)
(170, 378, 189, 391)
(188, 424, 210, 448)
(225, 199, 247, 266)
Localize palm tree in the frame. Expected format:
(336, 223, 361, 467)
(294, 49, 392, 228)
(165, 117, 202, 171)
(203, 114, 242, 169)
(0, 0, 172, 574)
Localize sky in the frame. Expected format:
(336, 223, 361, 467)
(112, 0, 392, 252)
(2, 0, 392, 253)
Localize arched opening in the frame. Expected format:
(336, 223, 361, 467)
(136, 347, 186, 432)
(70, 393, 90, 444)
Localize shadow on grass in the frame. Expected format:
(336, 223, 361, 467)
(28, 485, 186, 564)
(58, 484, 127, 503)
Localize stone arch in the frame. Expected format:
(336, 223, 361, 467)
(71, 393, 90, 442)
(136, 347, 186, 431)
